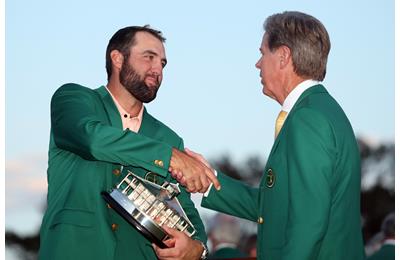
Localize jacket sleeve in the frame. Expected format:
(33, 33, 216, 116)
(201, 173, 259, 222)
(172, 140, 208, 245)
(282, 108, 336, 259)
(51, 83, 172, 176)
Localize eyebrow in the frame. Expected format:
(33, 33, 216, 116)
(142, 50, 168, 66)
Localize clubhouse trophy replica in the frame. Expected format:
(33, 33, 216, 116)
(101, 171, 196, 248)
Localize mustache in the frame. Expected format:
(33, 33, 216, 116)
(145, 73, 161, 86)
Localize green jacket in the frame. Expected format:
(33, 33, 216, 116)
(202, 85, 365, 259)
(39, 84, 206, 260)
(209, 247, 247, 259)
(366, 244, 394, 260)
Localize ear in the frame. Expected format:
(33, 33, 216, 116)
(110, 50, 124, 70)
(278, 45, 291, 69)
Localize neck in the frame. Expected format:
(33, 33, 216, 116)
(106, 78, 143, 117)
(278, 75, 309, 105)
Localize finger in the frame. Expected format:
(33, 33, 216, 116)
(154, 246, 178, 259)
(185, 182, 196, 193)
(176, 171, 183, 180)
(184, 147, 201, 159)
(170, 171, 177, 179)
(185, 148, 208, 166)
(184, 147, 195, 156)
(204, 167, 221, 190)
(163, 225, 183, 238)
(179, 176, 187, 186)
(163, 238, 176, 248)
(199, 172, 210, 193)
(194, 178, 203, 193)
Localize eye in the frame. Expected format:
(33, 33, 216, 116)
(145, 55, 154, 60)
(161, 61, 167, 68)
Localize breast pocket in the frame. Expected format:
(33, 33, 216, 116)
(50, 208, 94, 229)
(259, 153, 288, 249)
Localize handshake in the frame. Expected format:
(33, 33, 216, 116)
(169, 148, 221, 193)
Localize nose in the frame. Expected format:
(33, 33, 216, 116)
(255, 58, 261, 69)
(151, 60, 163, 76)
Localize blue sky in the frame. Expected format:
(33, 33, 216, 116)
(5, 0, 394, 237)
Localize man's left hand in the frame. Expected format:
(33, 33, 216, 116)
(153, 226, 204, 260)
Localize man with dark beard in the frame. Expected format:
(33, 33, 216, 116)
(39, 25, 215, 260)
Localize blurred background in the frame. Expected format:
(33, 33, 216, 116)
(5, 0, 395, 259)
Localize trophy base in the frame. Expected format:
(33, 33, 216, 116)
(101, 190, 168, 249)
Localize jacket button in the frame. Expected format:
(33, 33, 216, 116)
(154, 160, 164, 167)
(257, 217, 264, 224)
(158, 160, 164, 167)
(111, 223, 118, 231)
(107, 203, 112, 209)
(112, 169, 120, 176)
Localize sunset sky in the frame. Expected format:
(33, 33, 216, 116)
(5, 0, 394, 242)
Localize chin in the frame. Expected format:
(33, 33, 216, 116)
(262, 87, 269, 96)
(263, 89, 275, 100)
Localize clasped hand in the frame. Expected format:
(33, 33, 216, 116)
(153, 226, 204, 260)
(169, 148, 220, 193)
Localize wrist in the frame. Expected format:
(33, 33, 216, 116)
(194, 240, 208, 260)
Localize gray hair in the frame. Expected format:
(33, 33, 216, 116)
(381, 212, 395, 238)
(263, 11, 330, 81)
(209, 213, 242, 244)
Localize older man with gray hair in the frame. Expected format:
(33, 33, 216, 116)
(208, 213, 247, 259)
(174, 11, 365, 259)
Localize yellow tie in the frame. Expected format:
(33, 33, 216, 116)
(275, 110, 288, 139)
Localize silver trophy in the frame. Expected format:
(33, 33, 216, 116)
(101, 171, 196, 248)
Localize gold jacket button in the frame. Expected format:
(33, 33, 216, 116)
(158, 160, 164, 167)
(257, 216, 264, 224)
(107, 203, 112, 209)
(112, 169, 120, 176)
(111, 223, 118, 231)
(154, 160, 164, 167)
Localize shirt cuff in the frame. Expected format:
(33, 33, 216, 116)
(203, 169, 218, 197)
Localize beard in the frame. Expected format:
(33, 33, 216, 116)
(119, 59, 160, 103)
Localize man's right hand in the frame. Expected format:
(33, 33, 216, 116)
(169, 148, 220, 193)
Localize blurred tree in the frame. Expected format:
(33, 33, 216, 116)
(5, 137, 395, 258)
(361, 186, 395, 243)
(5, 231, 39, 260)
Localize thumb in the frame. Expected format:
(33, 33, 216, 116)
(184, 147, 193, 154)
(162, 225, 181, 238)
(184, 148, 198, 158)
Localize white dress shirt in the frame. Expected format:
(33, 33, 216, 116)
(204, 79, 321, 196)
(282, 79, 320, 114)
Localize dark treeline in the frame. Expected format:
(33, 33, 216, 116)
(5, 138, 395, 259)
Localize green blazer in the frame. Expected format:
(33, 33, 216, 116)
(209, 247, 247, 259)
(202, 85, 365, 259)
(39, 84, 206, 260)
(366, 244, 394, 260)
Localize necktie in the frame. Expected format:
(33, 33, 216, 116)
(274, 110, 288, 139)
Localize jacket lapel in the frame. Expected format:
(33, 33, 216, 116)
(138, 107, 159, 138)
(95, 86, 123, 129)
(268, 84, 327, 156)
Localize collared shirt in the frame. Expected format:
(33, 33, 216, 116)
(383, 239, 395, 246)
(205, 79, 321, 196)
(282, 79, 320, 114)
(106, 87, 144, 133)
(214, 243, 239, 251)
